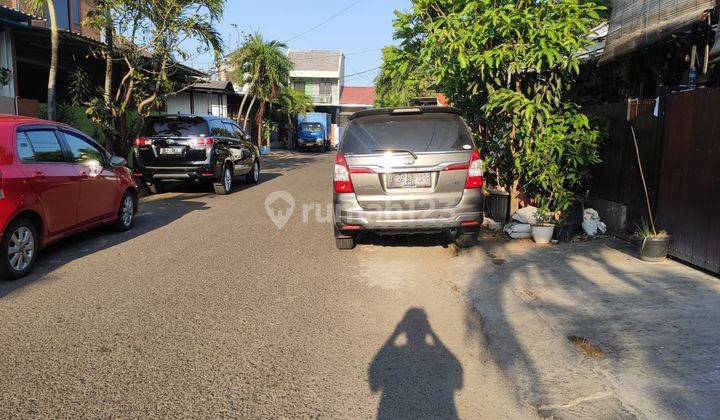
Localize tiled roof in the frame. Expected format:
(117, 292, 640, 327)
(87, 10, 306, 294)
(340, 87, 376, 106)
(192, 80, 235, 92)
(288, 50, 342, 72)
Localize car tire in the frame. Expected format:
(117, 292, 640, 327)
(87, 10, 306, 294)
(455, 232, 477, 248)
(214, 164, 233, 195)
(245, 159, 260, 184)
(335, 237, 355, 250)
(0, 218, 38, 280)
(113, 191, 137, 232)
(147, 182, 164, 195)
(335, 229, 356, 250)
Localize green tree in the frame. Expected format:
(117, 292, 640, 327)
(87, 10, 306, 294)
(229, 33, 293, 136)
(84, 0, 224, 152)
(375, 45, 433, 107)
(28, 0, 59, 120)
(275, 86, 313, 147)
(393, 0, 603, 215)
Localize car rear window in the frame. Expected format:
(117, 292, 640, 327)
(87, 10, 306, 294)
(339, 112, 473, 154)
(140, 117, 209, 137)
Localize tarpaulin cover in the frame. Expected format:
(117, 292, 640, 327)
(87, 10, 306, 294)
(600, 0, 715, 63)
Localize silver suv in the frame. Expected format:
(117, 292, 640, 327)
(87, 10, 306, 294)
(333, 107, 484, 249)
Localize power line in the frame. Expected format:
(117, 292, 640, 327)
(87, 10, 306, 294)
(343, 66, 380, 79)
(284, 0, 362, 43)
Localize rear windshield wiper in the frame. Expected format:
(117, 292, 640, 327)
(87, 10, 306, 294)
(371, 149, 417, 159)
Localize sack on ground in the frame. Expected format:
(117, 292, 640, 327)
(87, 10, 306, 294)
(512, 206, 538, 225)
(504, 221, 532, 239)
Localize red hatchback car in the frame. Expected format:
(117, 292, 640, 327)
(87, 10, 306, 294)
(0, 115, 139, 279)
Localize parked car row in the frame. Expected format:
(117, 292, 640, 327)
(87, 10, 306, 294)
(0, 113, 262, 280)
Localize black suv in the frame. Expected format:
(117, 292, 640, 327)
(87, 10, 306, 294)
(133, 115, 260, 194)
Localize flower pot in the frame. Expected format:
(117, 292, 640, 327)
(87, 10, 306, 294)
(260, 146, 271, 155)
(531, 225, 555, 244)
(640, 235, 671, 262)
(487, 189, 510, 223)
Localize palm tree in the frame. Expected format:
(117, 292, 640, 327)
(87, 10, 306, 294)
(229, 33, 293, 134)
(28, 0, 59, 120)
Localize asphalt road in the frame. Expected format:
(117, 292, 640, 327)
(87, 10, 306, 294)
(0, 151, 533, 418)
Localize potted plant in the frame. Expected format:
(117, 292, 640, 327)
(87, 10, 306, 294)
(531, 207, 555, 244)
(634, 218, 671, 262)
(629, 125, 671, 261)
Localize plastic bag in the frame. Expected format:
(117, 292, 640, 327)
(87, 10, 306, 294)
(512, 206, 538, 225)
(582, 208, 601, 236)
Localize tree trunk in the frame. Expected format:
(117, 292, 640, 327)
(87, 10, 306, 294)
(236, 73, 258, 125)
(255, 101, 266, 149)
(46, 0, 59, 121)
(103, 11, 115, 152)
(243, 95, 257, 133)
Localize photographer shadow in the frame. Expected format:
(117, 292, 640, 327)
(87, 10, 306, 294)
(369, 308, 463, 419)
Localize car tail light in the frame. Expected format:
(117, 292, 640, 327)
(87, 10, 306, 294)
(465, 149, 484, 189)
(334, 153, 354, 193)
(0, 170, 3, 199)
(134, 137, 153, 146)
(189, 137, 214, 147)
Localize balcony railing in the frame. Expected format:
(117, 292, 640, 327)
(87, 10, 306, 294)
(311, 94, 333, 104)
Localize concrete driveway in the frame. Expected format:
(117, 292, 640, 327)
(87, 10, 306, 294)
(0, 152, 532, 418)
(0, 151, 717, 418)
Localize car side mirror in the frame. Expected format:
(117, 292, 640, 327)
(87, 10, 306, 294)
(110, 156, 127, 168)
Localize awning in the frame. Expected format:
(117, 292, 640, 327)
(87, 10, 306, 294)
(600, 0, 715, 63)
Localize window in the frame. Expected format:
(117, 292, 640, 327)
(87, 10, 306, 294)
(319, 81, 332, 96)
(63, 132, 107, 167)
(15, 133, 35, 161)
(140, 116, 210, 137)
(340, 112, 474, 155)
(20, 131, 66, 162)
(293, 81, 305, 93)
(223, 121, 244, 138)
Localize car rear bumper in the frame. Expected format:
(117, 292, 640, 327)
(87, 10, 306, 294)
(134, 165, 217, 182)
(333, 189, 484, 232)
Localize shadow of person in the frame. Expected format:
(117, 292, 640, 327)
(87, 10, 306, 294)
(369, 308, 463, 420)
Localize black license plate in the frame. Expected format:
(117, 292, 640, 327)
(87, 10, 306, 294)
(387, 172, 432, 188)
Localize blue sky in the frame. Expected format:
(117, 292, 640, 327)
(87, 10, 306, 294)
(182, 0, 412, 86)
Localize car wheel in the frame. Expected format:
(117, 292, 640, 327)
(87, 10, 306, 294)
(147, 182, 164, 195)
(245, 159, 260, 184)
(455, 232, 477, 248)
(0, 218, 38, 280)
(335, 229, 356, 250)
(113, 191, 136, 232)
(214, 165, 233, 195)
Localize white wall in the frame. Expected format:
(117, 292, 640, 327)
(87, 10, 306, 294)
(166, 92, 228, 117)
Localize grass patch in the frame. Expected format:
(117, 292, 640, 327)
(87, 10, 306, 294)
(568, 335, 604, 359)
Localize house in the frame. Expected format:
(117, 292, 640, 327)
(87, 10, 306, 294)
(337, 86, 375, 126)
(166, 80, 234, 118)
(288, 50, 345, 114)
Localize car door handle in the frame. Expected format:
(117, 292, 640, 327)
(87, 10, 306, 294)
(31, 171, 46, 181)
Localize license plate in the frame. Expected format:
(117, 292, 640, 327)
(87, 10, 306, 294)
(160, 147, 184, 155)
(387, 172, 432, 188)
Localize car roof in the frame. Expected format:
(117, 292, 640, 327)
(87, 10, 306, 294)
(145, 114, 225, 121)
(0, 114, 76, 130)
(348, 106, 462, 121)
